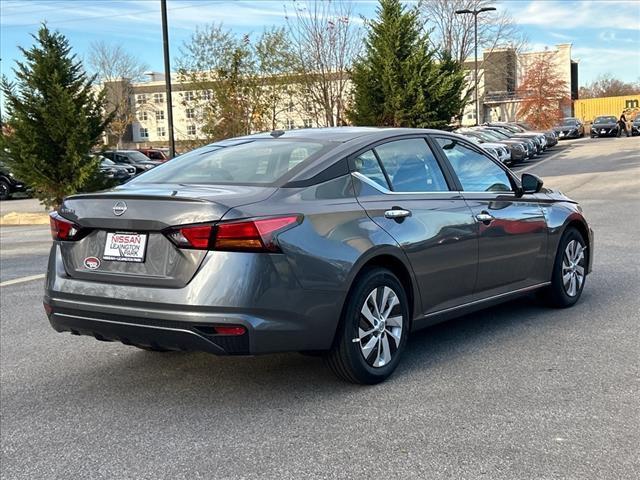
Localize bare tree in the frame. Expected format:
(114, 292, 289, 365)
(88, 41, 148, 147)
(286, 0, 362, 127)
(420, 0, 526, 64)
(419, 0, 526, 110)
(579, 74, 640, 99)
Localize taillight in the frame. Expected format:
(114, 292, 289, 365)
(165, 215, 301, 252)
(49, 211, 82, 241)
(166, 225, 213, 249)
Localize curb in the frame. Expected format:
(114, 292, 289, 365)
(0, 211, 51, 226)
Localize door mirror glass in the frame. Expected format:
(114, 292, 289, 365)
(521, 173, 543, 194)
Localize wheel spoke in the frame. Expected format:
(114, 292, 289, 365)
(576, 265, 585, 276)
(361, 335, 378, 359)
(361, 295, 378, 327)
(568, 274, 577, 296)
(386, 327, 401, 347)
(563, 271, 572, 286)
(358, 327, 376, 340)
(381, 288, 399, 320)
(375, 334, 391, 367)
(386, 315, 403, 327)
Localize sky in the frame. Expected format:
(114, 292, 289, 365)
(1, 0, 639, 90)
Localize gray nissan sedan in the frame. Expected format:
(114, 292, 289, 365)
(45, 128, 593, 384)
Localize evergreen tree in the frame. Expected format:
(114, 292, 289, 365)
(348, 0, 467, 128)
(0, 25, 112, 208)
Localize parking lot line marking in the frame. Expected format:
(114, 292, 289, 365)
(0, 273, 45, 287)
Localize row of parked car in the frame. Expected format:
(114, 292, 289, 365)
(553, 116, 640, 139)
(453, 122, 557, 166)
(0, 148, 171, 200)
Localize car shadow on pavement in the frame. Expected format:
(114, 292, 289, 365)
(55, 291, 591, 411)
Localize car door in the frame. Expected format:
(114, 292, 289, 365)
(433, 136, 548, 296)
(350, 136, 478, 316)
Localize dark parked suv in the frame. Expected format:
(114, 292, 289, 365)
(102, 150, 162, 173)
(0, 162, 27, 200)
(45, 128, 593, 384)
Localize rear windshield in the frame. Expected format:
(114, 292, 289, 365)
(562, 119, 578, 125)
(594, 116, 617, 123)
(132, 140, 326, 185)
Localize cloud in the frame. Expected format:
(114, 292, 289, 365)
(508, 0, 640, 31)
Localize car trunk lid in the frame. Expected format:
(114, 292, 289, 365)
(57, 184, 275, 287)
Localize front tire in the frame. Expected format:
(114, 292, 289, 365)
(326, 268, 410, 384)
(541, 228, 587, 308)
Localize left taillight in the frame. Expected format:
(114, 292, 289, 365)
(49, 211, 82, 241)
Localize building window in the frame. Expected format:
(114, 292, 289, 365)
(285, 118, 295, 130)
(157, 126, 166, 137)
(304, 103, 313, 114)
(136, 94, 147, 105)
(187, 125, 196, 136)
(185, 108, 195, 119)
(202, 90, 212, 101)
(153, 93, 164, 104)
(139, 111, 148, 121)
(184, 91, 195, 101)
(303, 118, 313, 128)
(139, 127, 149, 138)
(287, 101, 294, 113)
(156, 110, 165, 120)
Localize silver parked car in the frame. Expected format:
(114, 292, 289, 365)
(45, 128, 593, 384)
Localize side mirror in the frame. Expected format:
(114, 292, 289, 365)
(520, 173, 543, 194)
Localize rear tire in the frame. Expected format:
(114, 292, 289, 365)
(541, 228, 587, 308)
(325, 268, 410, 384)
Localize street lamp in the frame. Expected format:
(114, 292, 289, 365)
(455, 6, 496, 126)
(160, 0, 176, 158)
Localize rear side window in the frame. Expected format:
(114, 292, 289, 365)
(353, 150, 389, 189)
(435, 137, 512, 192)
(133, 140, 325, 185)
(374, 138, 449, 192)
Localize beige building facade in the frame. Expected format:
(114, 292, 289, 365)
(104, 43, 578, 148)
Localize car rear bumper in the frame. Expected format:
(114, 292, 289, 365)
(44, 244, 345, 355)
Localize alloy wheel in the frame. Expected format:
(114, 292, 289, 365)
(562, 239, 586, 297)
(354, 286, 404, 368)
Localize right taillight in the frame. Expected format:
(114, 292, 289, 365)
(49, 211, 82, 241)
(165, 215, 301, 252)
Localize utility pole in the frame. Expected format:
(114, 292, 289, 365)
(160, 0, 176, 158)
(455, 7, 496, 126)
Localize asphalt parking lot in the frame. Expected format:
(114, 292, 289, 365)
(1, 136, 639, 479)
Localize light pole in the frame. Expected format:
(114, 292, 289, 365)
(455, 7, 496, 126)
(160, 0, 176, 158)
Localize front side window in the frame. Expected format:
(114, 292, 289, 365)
(374, 138, 449, 192)
(436, 137, 512, 192)
(133, 140, 326, 185)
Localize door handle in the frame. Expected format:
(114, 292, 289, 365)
(475, 212, 494, 224)
(384, 209, 411, 219)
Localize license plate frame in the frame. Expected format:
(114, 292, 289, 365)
(103, 232, 148, 263)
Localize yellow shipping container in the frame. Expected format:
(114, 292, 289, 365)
(574, 94, 640, 123)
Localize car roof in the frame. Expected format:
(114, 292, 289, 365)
(214, 127, 444, 144)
